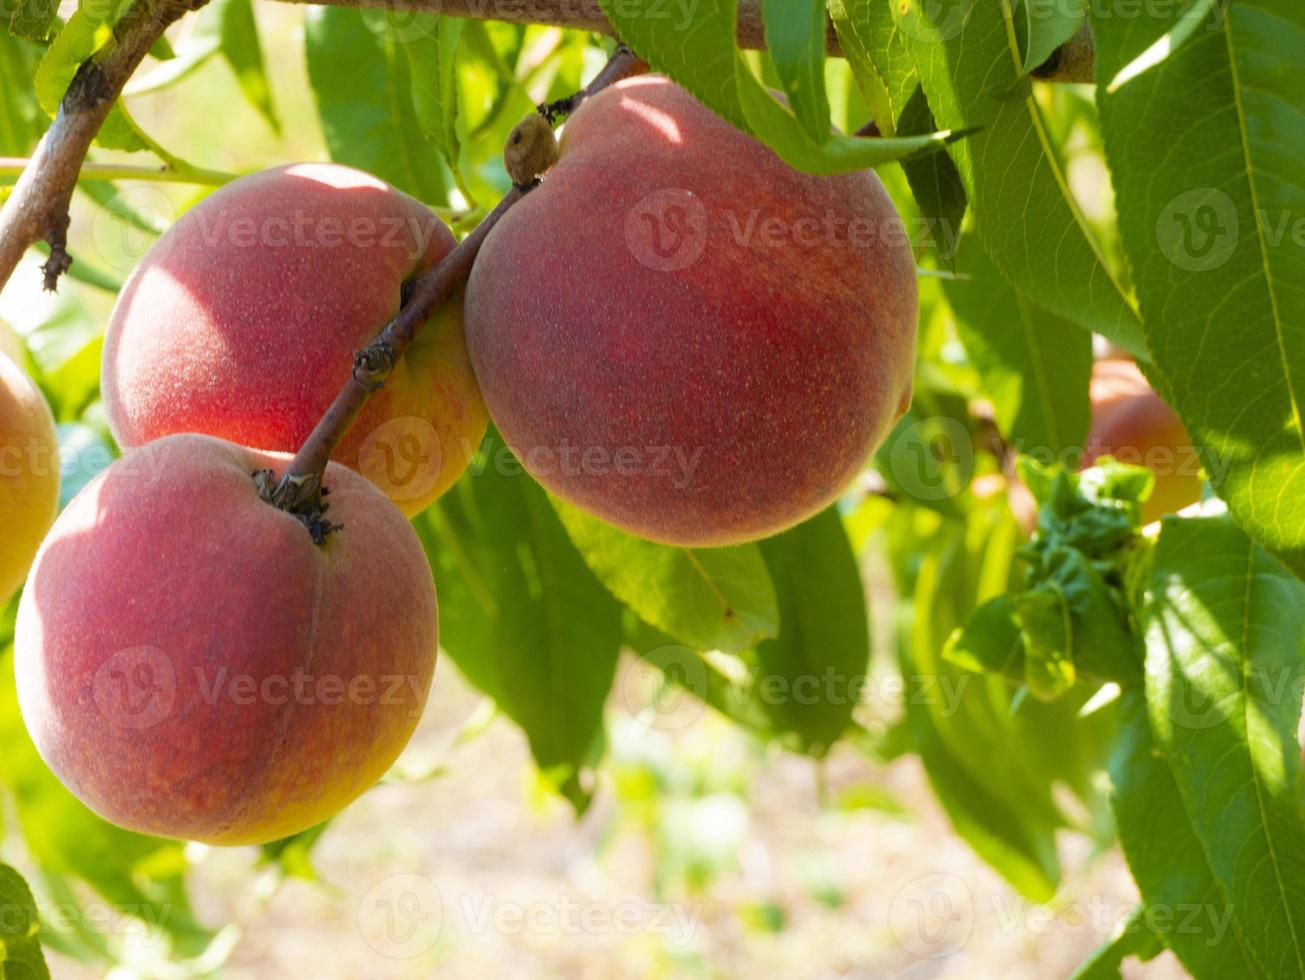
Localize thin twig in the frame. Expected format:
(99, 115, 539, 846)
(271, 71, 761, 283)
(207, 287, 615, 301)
(540, 46, 648, 123)
(0, 157, 235, 185)
(257, 184, 528, 527)
(261, 48, 651, 535)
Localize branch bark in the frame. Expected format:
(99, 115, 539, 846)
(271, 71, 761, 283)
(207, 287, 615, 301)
(0, 0, 209, 294)
(257, 184, 527, 536)
(276, 0, 816, 53)
(269, 0, 1092, 81)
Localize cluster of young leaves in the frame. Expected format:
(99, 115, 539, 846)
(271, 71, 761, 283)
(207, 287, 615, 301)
(947, 458, 1149, 699)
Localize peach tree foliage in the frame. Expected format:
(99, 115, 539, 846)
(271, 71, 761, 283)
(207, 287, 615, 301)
(0, 1, 1303, 978)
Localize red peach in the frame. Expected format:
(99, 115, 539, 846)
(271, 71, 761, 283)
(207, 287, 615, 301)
(103, 163, 487, 516)
(15, 433, 437, 845)
(464, 76, 918, 546)
(1083, 358, 1202, 524)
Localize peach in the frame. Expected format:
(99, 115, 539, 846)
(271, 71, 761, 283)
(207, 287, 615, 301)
(15, 433, 437, 845)
(0, 349, 60, 607)
(464, 76, 918, 546)
(1005, 357, 1203, 532)
(102, 163, 487, 516)
(1083, 358, 1202, 524)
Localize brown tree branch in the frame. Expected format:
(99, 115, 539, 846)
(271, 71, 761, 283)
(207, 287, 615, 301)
(255, 184, 527, 537)
(0, 0, 209, 294)
(269, 0, 1092, 81)
(276, 0, 822, 54)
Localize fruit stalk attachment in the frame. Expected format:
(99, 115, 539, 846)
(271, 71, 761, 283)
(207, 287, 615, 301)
(540, 45, 648, 123)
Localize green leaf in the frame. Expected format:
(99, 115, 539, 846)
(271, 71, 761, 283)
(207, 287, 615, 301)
(404, 15, 463, 168)
(0, 33, 45, 157)
(1092, 0, 1305, 580)
(1069, 905, 1163, 980)
(754, 508, 870, 752)
(944, 594, 1024, 678)
(898, 513, 1061, 899)
(259, 822, 331, 881)
(897, 0, 1144, 354)
(304, 7, 449, 204)
(216, 0, 279, 134)
(850, 0, 919, 128)
(416, 436, 623, 809)
(76, 180, 165, 236)
(552, 498, 778, 657)
(1099, 0, 1221, 92)
(1141, 512, 1305, 977)
(124, 2, 223, 96)
(759, 0, 829, 142)
(1017, 0, 1087, 75)
(897, 85, 967, 266)
(0, 863, 49, 980)
(827, 0, 896, 133)
(1027, 544, 1140, 685)
(624, 618, 779, 738)
(1108, 701, 1259, 977)
(34, 3, 146, 152)
(125, 0, 283, 128)
(945, 233, 1092, 457)
(597, 0, 953, 173)
(1011, 583, 1076, 699)
(906, 687, 1060, 900)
